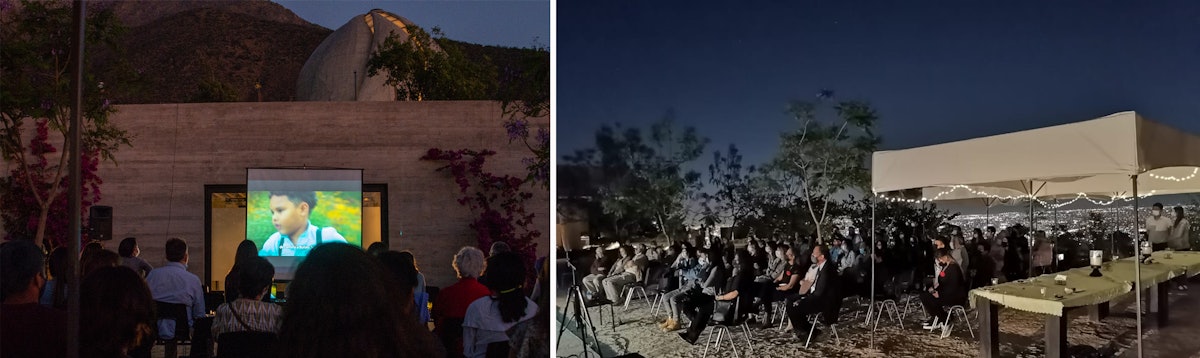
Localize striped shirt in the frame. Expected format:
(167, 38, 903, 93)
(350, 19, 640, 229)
(211, 299, 282, 339)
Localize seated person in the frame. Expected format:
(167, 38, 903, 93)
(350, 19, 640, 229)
(677, 249, 756, 344)
(258, 191, 347, 257)
(920, 248, 967, 329)
(785, 245, 836, 338)
(664, 248, 724, 332)
(599, 245, 647, 304)
(1, 240, 67, 358)
(580, 247, 613, 300)
(145, 238, 207, 340)
(212, 256, 282, 339)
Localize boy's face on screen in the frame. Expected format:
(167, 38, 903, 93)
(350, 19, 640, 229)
(270, 195, 309, 237)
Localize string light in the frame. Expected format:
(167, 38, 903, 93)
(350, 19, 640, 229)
(874, 185, 1158, 209)
(1147, 168, 1198, 182)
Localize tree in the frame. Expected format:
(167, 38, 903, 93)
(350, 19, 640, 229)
(765, 95, 881, 243)
(366, 26, 496, 101)
(420, 148, 540, 285)
(567, 113, 708, 242)
(841, 194, 957, 243)
(1, 1, 133, 247)
(700, 144, 759, 237)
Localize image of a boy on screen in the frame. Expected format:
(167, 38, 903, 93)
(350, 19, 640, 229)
(258, 191, 347, 257)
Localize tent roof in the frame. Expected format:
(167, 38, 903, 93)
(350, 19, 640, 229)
(872, 111, 1200, 199)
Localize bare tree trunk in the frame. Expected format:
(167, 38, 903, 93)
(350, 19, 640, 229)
(35, 204, 50, 247)
(657, 212, 672, 242)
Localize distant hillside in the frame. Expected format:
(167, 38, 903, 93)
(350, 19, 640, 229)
(13, 1, 546, 104)
(114, 6, 331, 103)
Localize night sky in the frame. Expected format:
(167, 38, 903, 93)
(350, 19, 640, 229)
(277, 1, 550, 48)
(558, 1, 1200, 212)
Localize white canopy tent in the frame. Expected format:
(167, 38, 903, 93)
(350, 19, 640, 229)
(866, 111, 1200, 357)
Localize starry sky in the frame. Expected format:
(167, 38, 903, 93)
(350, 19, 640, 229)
(558, 1, 1200, 213)
(276, 0, 550, 48)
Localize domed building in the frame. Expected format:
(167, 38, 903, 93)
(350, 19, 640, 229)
(296, 9, 439, 101)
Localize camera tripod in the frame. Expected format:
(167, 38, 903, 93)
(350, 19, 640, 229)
(557, 248, 603, 358)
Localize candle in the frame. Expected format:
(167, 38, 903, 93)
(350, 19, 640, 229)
(1090, 250, 1104, 266)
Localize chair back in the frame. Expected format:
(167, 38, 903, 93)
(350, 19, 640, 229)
(155, 301, 190, 341)
(711, 296, 739, 324)
(643, 264, 670, 292)
(205, 292, 225, 312)
(216, 331, 278, 358)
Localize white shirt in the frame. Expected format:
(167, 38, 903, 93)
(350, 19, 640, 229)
(462, 296, 538, 358)
(1147, 215, 1173, 244)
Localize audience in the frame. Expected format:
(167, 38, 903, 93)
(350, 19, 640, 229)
(434, 246, 491, 358)
(378, 250, 429, 324)
(144, 238, 207, 341)
(677, 249, 756, 345)
(920, 248, 967, 330)
(490, 241, 512, 256)
(366, 241, 389, 257)
(657, 246, 701, 331)
(786, 245, 836, 338)
(506, 256, 551, 358)
(80, 266, 156, 358)
(212, 256, 281, 339)
(670, 248, 727, 332)
(40, 247, 70, 308)
(81, 249, 121, 282)
(1, 240, 67, 358)
(464, 252, 538, 358)
(224, 240, 261, 303)
(277, 243, 441, 357)
(118, 237, 154, 277)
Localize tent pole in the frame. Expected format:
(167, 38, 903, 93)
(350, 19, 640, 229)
(1029, 181, 1035, 278)
(870, 194, 877, 349)
(1133, 175, 1143, 358)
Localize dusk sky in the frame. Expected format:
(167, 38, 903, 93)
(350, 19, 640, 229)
(276, 0, 550, 48)
(558, 1, 1200, 212)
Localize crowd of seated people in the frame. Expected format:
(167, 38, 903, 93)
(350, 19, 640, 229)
(572, 224, 1043, 346)
(1, 236, 548, 358)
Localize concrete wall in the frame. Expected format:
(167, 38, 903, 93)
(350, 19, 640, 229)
(91, 101, 549, 287)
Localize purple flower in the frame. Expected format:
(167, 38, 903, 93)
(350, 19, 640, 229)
(536, 127, 549, 147)
(40, 99, 53, 110)
(101, 99, 111, 109)
(0, 0, 12, 13)
(503, 118, 528, 142)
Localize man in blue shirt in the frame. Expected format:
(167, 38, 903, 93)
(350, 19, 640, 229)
(145, 238, 206, 340)
(258, 191, 347, 257)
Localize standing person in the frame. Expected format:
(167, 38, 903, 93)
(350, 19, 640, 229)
(1032, 231, 1055, 274)
(433, 247, 490, 358)
(1172, 206, 1192, 290)
(118, 237, 154, 277)
(984, 226, 997, 244)
(1, 240, 67, 358)
(920, 249, 967, 330)
(1170, 206, 1191, 251)
(464, 252, 538, 358)
(277, 243, 442, 358)
(1146, 203, 1173, 252)
(144, 238, 207, 342)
